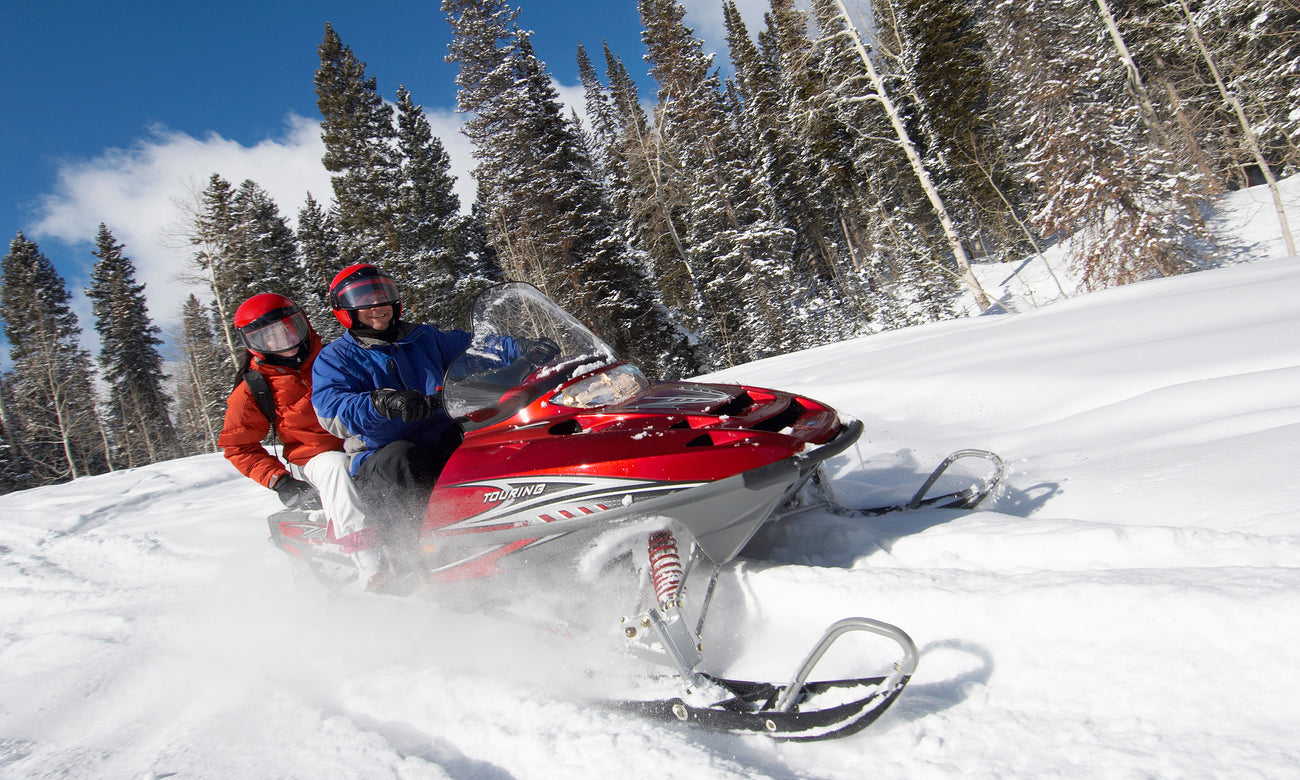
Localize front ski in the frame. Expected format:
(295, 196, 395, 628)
(778, 447, 1006, 523)
(860, 448, 1005, 515)
(619, 671, 910, 741)
(620, 616, 918, 741)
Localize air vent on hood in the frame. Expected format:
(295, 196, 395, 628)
(713, 391, 754, 417)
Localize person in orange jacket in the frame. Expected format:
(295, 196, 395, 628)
(218, 292, 385, 590)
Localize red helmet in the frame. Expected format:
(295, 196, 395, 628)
(328, 264, 401, 329)
(234, 293, 311, 356)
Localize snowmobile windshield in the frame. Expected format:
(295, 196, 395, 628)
(443, 282, 644, 430)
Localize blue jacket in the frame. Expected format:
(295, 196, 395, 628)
(312, 321, 472, 474)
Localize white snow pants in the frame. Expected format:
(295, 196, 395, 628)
(290, 450, 369, 544)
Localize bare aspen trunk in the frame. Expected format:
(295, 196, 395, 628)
(629, 106, 694, 285)
(98, 406, 116, 472)
(51, 394, 82, 480)
(966, 144, 1069, 300)
(184, 348, 220, 452)
(1094, 0, 1171, 147)
(32, 330, 85, 480)
(210, 286, 241, 369)
(831, 0, 993, 311)
(1175, 0, 1295, 257)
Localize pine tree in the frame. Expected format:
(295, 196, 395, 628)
(581, 45, 702, 377)
(296, 193, 344, 341)
(315, 22, 400, 267)
(391, 85, 485, 325)
(0, 373, 33, 493)
(188, 173, 243, 363)
(807, 0, 979, 317)
(231, 179, 304, 303)
(444, 0, 545, 286)
(639, 0, 802, 366)
(87, 224, 180, 468)
(796, 0, 896, 309)
(601, 47, 696, 323)
(445, 0, 694, 377)
(188, 174, 304, 365)
(577, 44, 620, 185)
(1, 233, 107, 484)
(726, 0, 864, 342)
(447, 194, 505, 330)
(172, 294, 229, 455)
(882, 0, 1029, 262)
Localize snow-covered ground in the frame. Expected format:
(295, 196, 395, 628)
(2, 178, 1298, 778)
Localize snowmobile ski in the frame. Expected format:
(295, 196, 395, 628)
(620, 673, 908, 741)
(618, 617, 918, 741)
(775, 446, 1006, 524)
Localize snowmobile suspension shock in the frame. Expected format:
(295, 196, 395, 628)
(648, 530, 683, 607)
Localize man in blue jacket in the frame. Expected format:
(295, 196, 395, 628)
(312, 263, 472, 587)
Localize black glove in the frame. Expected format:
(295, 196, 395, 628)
(524, 337, 561, 365)
(370, 388, 441, 422)
(272, 475, 321, 510)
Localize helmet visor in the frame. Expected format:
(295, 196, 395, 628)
(334, 275, 399, 311)
(241, 309, 311, 353)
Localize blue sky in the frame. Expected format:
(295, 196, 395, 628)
(1, 0, 771, 350)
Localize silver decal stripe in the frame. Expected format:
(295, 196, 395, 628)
(440, 475, 707, 530)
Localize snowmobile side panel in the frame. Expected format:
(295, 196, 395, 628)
(421, 421, 865, 570)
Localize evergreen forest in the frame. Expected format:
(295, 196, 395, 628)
(2, 0, 1296, 493)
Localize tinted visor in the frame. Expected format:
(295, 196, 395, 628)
(240, 308, 311, 353)
(335, 275, 399, 311)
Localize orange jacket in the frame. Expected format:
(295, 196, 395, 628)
(218, 333, 345, 488)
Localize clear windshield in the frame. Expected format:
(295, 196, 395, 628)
(443, 282, 622, 428)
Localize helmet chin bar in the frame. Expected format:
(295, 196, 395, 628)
(255, 340, 310, 368)
(336, 302, 401, 331)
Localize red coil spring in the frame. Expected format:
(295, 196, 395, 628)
(647, 530, 683, 606)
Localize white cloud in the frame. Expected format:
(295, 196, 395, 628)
(678, 0, 868, 60)
(553, 80, 590, 127)
(30, 115, 331, 332)
(679, 0, 773, 60)
(28, 110, 475, 338)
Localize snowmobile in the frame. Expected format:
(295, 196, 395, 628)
(269, 281, 1004, 741)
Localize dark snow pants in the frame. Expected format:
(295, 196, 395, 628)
(355, 430, 462, 572)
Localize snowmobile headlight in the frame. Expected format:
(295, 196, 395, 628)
(551, 364, 649, 409)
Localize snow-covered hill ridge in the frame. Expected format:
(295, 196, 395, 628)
(2, 254, 1299, 777)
